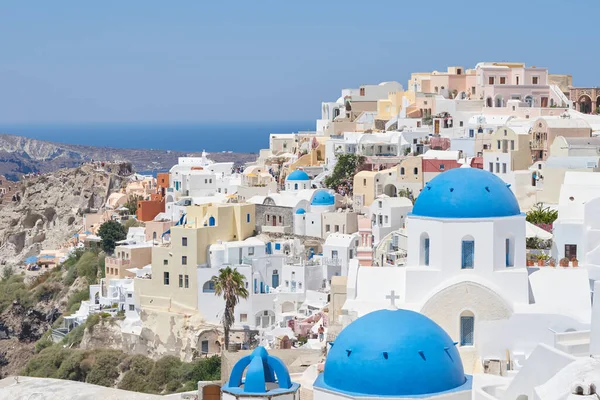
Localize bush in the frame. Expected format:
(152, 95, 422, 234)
(85, 350, 124, 387)
(66, 289, 89, 314)
(118, 355, 157, 393)
(62, 324, 86, 347)
(56, 351, 88, 381)
(149, 355, 182, 390)
(76, 252, 101, 285)
(23, 346, 72, 378)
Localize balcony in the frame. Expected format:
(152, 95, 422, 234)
(322, 257, 342, 266)
(106, 258, 131, 266)
(530, 140, 546, 151)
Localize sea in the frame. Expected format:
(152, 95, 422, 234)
(0, 121, 315, 154)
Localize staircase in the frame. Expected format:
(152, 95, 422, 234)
(312, 170, 331, 188)
(549, 84, 570, 108)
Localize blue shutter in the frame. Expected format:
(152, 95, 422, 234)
(462, 240, 474, 269)
(460, 316, 474, 346)
(424, 238, 430, 266)
(272, 273, 279, 288)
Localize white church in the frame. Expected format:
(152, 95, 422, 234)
(341, 168, 593, 373)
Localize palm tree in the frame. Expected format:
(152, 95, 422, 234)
(211, 266, 249, 350)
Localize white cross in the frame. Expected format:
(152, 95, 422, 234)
(386, 290, 399, 310)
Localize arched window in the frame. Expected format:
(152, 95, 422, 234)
(434, 86, 439, 93)
(413, 167, 418, 175)
(461, 236, 474, 269)
(209, 216, 215, 226)
(202, 281, 216, 293)
(420, 233, 430, 266)
(460, 310, 474, 346)
(294, 183, 298, 190)
(400, 167, 405, 175)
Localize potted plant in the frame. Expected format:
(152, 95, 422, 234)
(571, 257, 578, 267)
(526, 255, 535, 267)
(536, 254, 547, 266)
(559, 257, 569, 267)
(548, 257, 556, 267)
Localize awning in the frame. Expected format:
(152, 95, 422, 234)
(25, 256, 38, 264)
(525, 221, 552, 240)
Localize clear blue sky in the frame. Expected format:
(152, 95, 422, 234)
(0, 0, 597, 124)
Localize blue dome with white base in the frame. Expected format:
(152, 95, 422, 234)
(311, 190, 335, 206)
(316, 309, 468, 397)
(295, 208, 306, 214)
(412, 168, 521, 219)
(286, 169, 310, 181)
(223, 347, 299, 395)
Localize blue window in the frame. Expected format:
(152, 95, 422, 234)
(272, 270, 279, 288)
(202, 281, 215, 293)
(246, 213, 251, 223)
(424, 238, 430, 266)
(208, 216, 215, 226)
(275, 243, 281, 250)
(460, 315, 474, 346)
(505, 238, 512, 267)
(469, 129, 474, 138)
(254, 278, 258, 294)
(294, 183, 298, 190)
(461, 240, 474, 269)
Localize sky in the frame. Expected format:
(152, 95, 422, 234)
(0, 0, 598, 124)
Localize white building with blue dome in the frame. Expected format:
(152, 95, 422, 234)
(314, 309, 472, 399)
(223, 346, 300, 400)
(340, 167, 592, 373)
(285, 169, 311, 192)
(293, 189, 358, 240)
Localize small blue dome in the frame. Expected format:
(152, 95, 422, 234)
(286, 169, 310, 181)
(316, 309, 467, 396)
(223, 347, 299, 395)
(311, 190, 335, 206)
(412, 168, 521, 219)
(295, 208, 306, 214)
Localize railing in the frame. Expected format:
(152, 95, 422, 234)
(106, 258, 131, 266)
(322, 258, 342, 266)
(530, 140, 546, 150)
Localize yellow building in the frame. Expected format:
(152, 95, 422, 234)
(485, 125, 532, 172)
(376, 90, 405, 121)
(135, 202, 255, 313)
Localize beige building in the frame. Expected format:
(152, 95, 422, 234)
(135, 202, 256, 313)
(549, 136, 600, 157)
(322, 212, 359, 237)
(376, 90, 405, 121)
(353, 157, 423, 209)
(530, 117, 592, 161)
(486, 125, 532, 172)
(105, 243, 153, 282)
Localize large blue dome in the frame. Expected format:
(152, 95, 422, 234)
(286, 169, 310, 181)
(412, 168, 521, 219)
(311, 190, 335, 206)
(316, 309, 467, 396)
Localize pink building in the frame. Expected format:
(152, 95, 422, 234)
(476, 62, 562, 108)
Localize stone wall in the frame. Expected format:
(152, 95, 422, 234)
(255, 204, 293, 234)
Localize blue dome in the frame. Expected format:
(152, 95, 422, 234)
(286, 169, 310, 181)
(412, 168, 521, 219)
(317, 309, 467, 397)
(295, 208, 306, 214)
(223, 347, 299, 395)
(311, 190, 335, 206)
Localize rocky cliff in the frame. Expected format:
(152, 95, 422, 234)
(0, 134, 257, 180)
(0, 163, 127, 265)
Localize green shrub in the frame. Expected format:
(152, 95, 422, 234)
(66, 289, 89, 314)
(76, 252, 101, 284)
(85, 350, 124, 387)
(56, 351, 88, 381)
(118, 355, 157, 393)
(149, 355, 182, 389)
(62, 324, 86, 347)
(23, 346, 72, 378)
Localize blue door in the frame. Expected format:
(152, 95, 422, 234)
(272, 272, 279, 288)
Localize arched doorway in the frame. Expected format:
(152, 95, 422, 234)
(578, 95, 592, 114)
(596, 97, 600, 114)
(281, 301, 295, 313)
(525, 96, 534, 107)
(486, 97, 492, 107)
(384, 184, 397, 197)
(202, 384, 221, 400)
